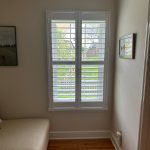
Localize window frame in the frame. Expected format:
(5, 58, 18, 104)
(46, 11, 110, 111)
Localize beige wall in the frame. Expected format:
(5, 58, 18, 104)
(113, 0, 149, 149)
(0, 0, 117, 132)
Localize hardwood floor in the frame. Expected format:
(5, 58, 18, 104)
(48, 139, 115, 150)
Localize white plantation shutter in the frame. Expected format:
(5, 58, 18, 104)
(52, 20, 76, 104)
(81, 65, 104, 102)
(81, 20, 106, 103)
(47, 11, 110, 109)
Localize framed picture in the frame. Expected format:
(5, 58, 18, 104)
(119, 33, 136, 59)
(0, 26, 18, 66)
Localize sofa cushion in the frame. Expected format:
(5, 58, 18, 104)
(0, 119, 49, 150)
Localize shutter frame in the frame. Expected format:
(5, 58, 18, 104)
(46, 11, 110, 110)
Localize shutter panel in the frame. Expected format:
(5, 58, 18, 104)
(51, 20, 76, 61)
(81, 20, 106, 102)
(81, 65, 104, 102)
(51, 20, 76, 102)
(53, 64, 75, 102)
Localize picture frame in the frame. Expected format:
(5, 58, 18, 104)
(119, 33, 136, 59)
(0, 26, 18, 66)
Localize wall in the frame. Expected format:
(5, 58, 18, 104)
(0, 0, 117, 134)
(113, 0, 149, 149)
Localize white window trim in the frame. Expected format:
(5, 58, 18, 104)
(46, 10, 110, 111)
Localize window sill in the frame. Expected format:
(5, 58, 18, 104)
(48, 106, 108, 112)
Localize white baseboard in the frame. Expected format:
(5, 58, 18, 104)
(111, 132, 122, 150)
(49, 130, 111, 140)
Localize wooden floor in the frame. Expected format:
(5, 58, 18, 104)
(48, 139, 115, 150)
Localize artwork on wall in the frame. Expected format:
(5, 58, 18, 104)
(0, 26, 18, 66)
(119, 33, 136, 59)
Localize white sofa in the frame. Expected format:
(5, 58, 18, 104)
(0, 119, 49, 150)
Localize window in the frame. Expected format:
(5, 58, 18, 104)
(46, 11, 110, 110)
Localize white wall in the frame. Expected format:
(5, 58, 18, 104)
(0, 0, 117, 133)
(113, 0, 149, 149)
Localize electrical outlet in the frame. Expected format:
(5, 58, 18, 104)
(116, 130, 122, 146)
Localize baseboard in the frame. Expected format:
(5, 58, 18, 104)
(110, 132, 122, 150)
(49, 130, 111, 140)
